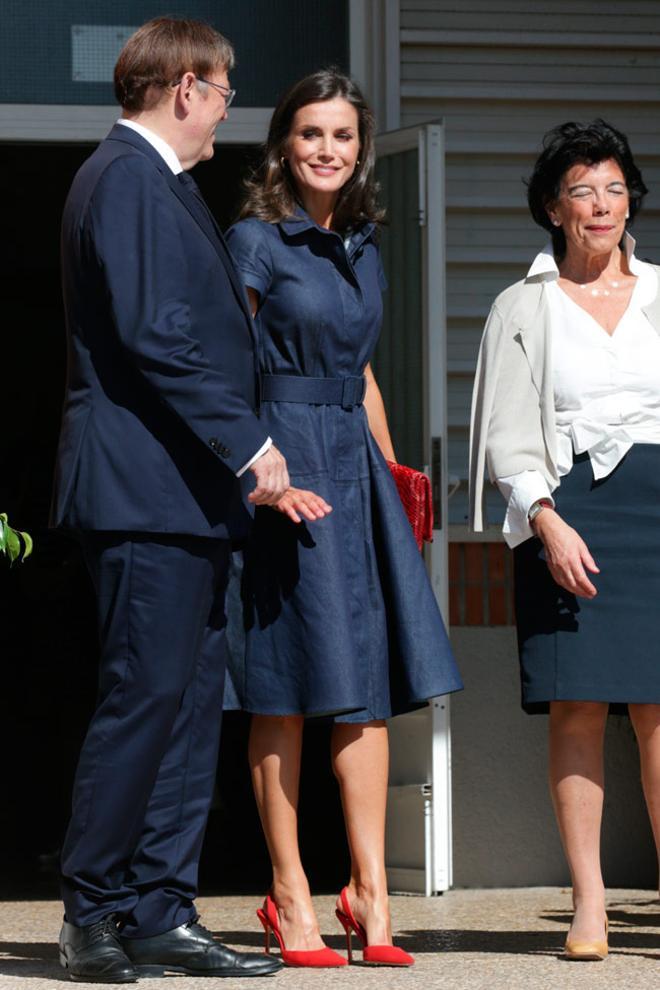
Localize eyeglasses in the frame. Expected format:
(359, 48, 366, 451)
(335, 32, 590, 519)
(171, 77, 236, 108)
(197, 77, 236, 108)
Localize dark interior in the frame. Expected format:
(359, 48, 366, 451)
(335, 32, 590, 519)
(0, 141, 349, 900)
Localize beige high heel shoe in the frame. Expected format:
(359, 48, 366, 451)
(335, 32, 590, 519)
(564, 915, 608, 961)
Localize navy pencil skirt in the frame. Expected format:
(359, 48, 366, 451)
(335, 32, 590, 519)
(514, 444, 660, 714)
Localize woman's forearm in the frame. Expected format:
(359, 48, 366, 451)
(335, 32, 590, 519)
(363, 364, 396, 462)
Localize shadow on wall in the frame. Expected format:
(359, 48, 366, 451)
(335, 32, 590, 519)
(450, 626, 657, 889)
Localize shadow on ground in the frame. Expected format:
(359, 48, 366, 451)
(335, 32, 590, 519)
(2, 897, 659, 981)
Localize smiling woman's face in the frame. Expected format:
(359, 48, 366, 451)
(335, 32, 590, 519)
(547, 158, 630, 256)
(285, 97, 360, 204)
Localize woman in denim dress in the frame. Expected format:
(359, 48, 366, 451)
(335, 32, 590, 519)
(226, 68, 462, 968)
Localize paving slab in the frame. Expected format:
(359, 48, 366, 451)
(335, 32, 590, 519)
(0, 888, 658, 990)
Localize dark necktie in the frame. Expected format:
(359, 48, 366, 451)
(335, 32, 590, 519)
(178, 171, 214, 217)
(178, 170, 201, 195)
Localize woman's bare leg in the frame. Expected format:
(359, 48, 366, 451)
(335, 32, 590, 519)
(549, 700, 609, 942)
(331, 720, 392, 945)
(249, 714, 325, 950)
(628, 703, 660, 892)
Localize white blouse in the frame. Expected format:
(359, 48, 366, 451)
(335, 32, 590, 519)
(498, 241, 660, 548)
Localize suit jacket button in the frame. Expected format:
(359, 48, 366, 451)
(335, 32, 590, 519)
(209, 437, 219, 451)
(220, 445, 231, 458)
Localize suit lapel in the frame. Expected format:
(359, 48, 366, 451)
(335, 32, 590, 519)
(105, 125, 256, 341)
(163, 169, 255, 332)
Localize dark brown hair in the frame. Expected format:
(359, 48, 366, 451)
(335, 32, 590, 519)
(240, 68, 384, 231)
(114, 17, 234, 113)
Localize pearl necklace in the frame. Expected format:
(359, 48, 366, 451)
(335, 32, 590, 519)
(577, 280, 621, 298)
(560, 271, 624, 298)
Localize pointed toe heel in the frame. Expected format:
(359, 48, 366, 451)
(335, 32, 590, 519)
(257, 894, 347, 968)
(335, 887, 414, 967)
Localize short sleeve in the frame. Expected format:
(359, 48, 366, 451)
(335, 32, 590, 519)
(225, 219, 273, 298)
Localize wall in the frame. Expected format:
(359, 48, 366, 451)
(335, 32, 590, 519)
(390, 0, 660, 887)
(398, 0, 660, 527)
(1, 1, 349, 106)
(451, 628, 658, 887)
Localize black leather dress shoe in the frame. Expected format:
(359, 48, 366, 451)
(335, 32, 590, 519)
(59, 916, 138, 983)
(122, 917, 283, 978)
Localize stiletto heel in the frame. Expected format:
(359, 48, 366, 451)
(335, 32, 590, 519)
(335, 887, 414, 966)
(257, 912, 271, 954)
(336, 911, 353, 962)
(256, 894, 347, 968)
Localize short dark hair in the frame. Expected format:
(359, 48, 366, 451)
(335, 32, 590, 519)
(526, 119, 648, 257)
(239, 67, 384, 231)
(114, 17, 234, 112)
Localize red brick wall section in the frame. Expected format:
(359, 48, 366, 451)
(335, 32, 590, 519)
(449, 542, 515, 626)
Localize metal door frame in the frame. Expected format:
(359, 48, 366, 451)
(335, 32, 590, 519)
(376, 121, 452, 893)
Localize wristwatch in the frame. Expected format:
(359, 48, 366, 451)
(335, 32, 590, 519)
(528, 498, 554, 524)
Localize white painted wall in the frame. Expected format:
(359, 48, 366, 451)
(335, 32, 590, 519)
(451, 628, 658, 888)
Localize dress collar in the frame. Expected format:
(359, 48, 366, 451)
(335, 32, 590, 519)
(278, 206, 376, 253)
(526, 230, 643, 282)
(278, 206, 318, 236)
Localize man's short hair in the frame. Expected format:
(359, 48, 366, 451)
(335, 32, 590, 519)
(114, 17, 235, 112)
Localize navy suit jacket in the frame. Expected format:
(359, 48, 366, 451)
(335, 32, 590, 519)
(51, 124, 268, 539)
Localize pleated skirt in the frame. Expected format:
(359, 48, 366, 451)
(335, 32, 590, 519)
(514, 444, 660, 714)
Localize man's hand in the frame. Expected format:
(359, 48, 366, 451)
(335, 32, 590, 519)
(534, 509, 600, 599)
(273, 487, 333, 524)
(248, 445, 289, 506)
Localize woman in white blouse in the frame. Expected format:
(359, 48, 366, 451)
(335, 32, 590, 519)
(470, 120, 660, 961)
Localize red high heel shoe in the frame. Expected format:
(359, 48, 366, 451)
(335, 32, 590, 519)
(256, 893, 347, 968)
(335, 887, 414, 966)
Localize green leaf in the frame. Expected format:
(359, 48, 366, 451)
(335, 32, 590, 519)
(20, 530, 33, 561)
(0, 515, 33, 563)
(5, 524, 20, 564)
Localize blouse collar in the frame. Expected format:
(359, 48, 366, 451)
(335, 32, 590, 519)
(526, 230, 644, 282)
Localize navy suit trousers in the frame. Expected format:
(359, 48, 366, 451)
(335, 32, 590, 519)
(61, 533, 230, 937)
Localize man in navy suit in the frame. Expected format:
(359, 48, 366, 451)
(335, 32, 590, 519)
(52, 18, 287, 983)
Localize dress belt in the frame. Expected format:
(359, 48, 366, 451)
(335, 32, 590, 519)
(260, 373, 367, 410)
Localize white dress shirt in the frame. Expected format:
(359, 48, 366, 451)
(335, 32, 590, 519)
(116, 119, 272, 477)
(116, 118, 183, 174)
(498, 237, 660, 547)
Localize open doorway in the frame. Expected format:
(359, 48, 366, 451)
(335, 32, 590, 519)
(0, 141, 349, 900)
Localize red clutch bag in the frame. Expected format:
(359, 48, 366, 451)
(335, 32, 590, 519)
(387, 461, 434, 551)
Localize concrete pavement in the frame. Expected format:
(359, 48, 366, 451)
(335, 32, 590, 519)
(0, 888, 658, 989)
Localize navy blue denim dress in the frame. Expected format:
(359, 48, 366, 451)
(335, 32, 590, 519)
(225, 211, 462, 721)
